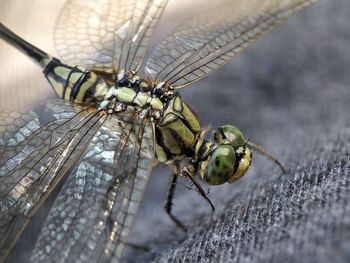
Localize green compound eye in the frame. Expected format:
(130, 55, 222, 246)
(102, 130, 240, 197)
(214, 125, 245, 146)
(204, 144, 236, 185)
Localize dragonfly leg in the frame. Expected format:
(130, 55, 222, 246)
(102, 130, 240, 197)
(164, 172, 188, 232)
(181, 167, 215, 213)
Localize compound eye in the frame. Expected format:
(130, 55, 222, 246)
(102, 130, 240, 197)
(204, 145, 236, 185)
(214, 125, 245, 146)
(223, 125, 245, 146)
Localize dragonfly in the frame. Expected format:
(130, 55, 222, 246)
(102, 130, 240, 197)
(0, 0, 318, 262)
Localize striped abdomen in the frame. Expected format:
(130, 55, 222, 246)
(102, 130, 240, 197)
(0, 23, 163, 108)
(0, 23, 110, 104)
(44, 58, 110, 103)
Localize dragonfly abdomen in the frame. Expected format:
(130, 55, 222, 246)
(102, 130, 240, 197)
(0, 23, 50, 68)
(0, 23, 110, 104)
(44, 58, 110, 103)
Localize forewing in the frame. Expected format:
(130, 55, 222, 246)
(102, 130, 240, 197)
(145, 0, 318, 88)
(30, 111, 154, 262)
(0, 100, 108, 259)
(55, 0, 168, 74)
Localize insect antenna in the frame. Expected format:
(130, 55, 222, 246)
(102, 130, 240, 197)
(247, 141, 287, 173)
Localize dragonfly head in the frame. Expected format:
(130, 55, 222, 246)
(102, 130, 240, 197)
(199, 125, 252, 185)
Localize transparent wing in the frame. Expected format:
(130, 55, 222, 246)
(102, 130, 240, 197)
(145, 0, 318, 89)
(30, 111, 154, 262)
(55, 0, 168, 74)
(0, 100, 108, 259)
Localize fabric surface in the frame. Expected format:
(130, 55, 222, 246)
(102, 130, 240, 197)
(1, 0, 349, 262)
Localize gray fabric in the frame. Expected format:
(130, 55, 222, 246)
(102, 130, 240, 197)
(124, 0, 350, 262)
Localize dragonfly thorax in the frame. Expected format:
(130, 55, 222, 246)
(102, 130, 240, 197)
(154, 94, 201, 162)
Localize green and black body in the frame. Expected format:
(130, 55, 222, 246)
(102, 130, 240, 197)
(0, 23, 253, 185)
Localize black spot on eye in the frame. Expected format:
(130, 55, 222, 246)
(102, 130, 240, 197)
(215, 156, 220, 166)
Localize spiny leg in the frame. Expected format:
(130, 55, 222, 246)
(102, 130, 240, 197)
(181, 167, 215, 213)
(164, 172, 187, 232)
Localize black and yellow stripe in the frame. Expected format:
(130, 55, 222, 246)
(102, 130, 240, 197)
(43, 59, 109, 103)
(0, 23, 110, 103)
